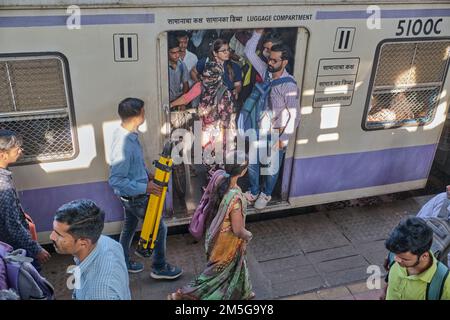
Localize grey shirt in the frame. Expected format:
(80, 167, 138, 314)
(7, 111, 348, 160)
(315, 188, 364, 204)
(169, 60, 189, 102)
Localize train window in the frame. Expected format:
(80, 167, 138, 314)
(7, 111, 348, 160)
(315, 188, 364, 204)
(0, 54, 76, 163)
(364, 40, 450, 130)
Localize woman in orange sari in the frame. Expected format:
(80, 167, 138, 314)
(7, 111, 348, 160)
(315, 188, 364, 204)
(168, 151, 254, 300)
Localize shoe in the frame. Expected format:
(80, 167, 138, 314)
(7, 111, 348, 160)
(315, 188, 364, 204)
(254, 192, 271, 210)
(151, 263, 183, 280)
(244, 191, 259, 204)
(127, 261, 144, 274)
(135, 246, 152, 259)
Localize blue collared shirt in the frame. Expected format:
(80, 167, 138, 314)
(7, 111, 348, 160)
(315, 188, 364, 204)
(73, 235, 131, 300)
(109, 126, 148, 197)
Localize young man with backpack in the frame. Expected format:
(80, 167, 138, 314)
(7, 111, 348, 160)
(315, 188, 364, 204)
(0, 130, 51, 270)
(383, 217, 450, 300)
(243, 29, 300, 210)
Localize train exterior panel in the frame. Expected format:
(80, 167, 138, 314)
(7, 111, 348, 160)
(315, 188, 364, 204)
(0, 1, 449, 243)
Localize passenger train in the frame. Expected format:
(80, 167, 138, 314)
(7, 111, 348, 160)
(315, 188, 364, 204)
(1, 0, 450, 244)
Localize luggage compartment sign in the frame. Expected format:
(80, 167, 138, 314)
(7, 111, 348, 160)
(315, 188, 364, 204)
(313, 58, 360, 108)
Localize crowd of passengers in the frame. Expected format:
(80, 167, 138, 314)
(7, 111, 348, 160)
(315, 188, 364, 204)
(0, 28, 449, 301)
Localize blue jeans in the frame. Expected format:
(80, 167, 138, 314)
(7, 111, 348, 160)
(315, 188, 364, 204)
(119, 196, 167, 270)
(248, 146, 285, 197)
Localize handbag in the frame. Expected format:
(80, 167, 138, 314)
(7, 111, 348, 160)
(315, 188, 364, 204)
(24, 213, 38, 241)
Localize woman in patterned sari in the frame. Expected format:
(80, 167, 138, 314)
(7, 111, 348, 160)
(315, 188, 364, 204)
(168, 151, 254, 300)
(170, 61, 235, 163)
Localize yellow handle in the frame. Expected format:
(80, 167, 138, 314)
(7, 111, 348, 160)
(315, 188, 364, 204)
(139, 155, 172, 249)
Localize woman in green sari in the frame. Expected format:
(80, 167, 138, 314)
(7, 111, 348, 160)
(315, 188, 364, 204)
(168, 151, 254, 300)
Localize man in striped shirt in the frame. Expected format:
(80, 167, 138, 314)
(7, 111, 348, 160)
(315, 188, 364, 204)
(50, 199, 131, 300)
(244, 29, 300, 210)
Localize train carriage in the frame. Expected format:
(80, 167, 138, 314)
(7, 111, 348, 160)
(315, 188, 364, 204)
(0, 0, 450, 243)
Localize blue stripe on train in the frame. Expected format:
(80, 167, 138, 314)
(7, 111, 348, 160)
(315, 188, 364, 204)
(289, 144, 436, 197)
(20, 144, 437, 232)
(316, 8, 450, 20)
(0, 13, 155, 28)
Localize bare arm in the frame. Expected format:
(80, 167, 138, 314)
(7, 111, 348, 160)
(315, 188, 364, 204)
(230, 200, 252, 241)
(170, 82, 201, 108)
(191, 67, 200, 83)
(182, 81, 189, 94)
(244, 29, 267, 79)
(233, 81, 242, 100)
(170, 95, 187, 108)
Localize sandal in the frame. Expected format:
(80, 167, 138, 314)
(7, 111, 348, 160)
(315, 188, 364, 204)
(167, 293, 177, 300)
(167, 290, 182, 300)
(246, 291, 256, 300)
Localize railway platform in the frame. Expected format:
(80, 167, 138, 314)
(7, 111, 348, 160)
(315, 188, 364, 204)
(41, 194, 435, 300)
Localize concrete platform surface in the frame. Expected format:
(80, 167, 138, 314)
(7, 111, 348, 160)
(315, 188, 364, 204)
(40, 196, 428, 300)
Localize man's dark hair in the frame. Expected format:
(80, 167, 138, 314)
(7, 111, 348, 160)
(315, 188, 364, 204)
(174, 30, 189, 39)
(118, 98, 144, 121)
(0, 129, 22, 152)
(168, 36, 179, 51)
(270, 44, 291, 62)
(54, 199, 105, 244)
(385, 217, 433, 256)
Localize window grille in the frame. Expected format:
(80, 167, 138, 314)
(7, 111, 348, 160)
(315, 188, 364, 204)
(364, 40, 450, 130)
(0, 55, 76, 163)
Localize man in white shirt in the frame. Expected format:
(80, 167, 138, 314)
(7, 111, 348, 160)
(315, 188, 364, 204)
(175, 31, 198, 88)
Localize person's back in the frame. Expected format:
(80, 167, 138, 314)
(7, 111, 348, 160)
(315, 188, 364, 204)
(73, 235, 131, 300)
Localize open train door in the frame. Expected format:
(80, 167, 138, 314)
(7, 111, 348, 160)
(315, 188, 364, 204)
(155, 32, 176, 217)
(156, 31, 192, 221)
(282, 27, 309, 202)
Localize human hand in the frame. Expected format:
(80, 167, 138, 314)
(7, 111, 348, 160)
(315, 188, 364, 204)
(146, 180, 163, 197)
(255, 28, 265, 34)
(271, 140, 284, 151)
(245, 231, 253, 242)
(36, 249, 51, 264)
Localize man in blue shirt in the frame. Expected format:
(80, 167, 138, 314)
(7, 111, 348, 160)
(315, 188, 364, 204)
(168, 36, 189, 103)
(50, 199, 131, 300)
(0, 130, 51, 270)
(109, 98, 182, 279)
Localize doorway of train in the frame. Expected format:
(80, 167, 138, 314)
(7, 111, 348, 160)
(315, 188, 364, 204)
(159, 27, 308, 221)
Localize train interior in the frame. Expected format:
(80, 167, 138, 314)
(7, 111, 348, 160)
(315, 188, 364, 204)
(166, 27, 299, 219)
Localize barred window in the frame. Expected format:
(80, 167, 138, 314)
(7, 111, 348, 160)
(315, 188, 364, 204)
(364, 40, 450, 130)
(0, 54, 77, 163)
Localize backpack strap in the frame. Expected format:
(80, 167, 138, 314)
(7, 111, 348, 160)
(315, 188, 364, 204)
(388, 251, 396, 269)
(270, 76, 297, 87)
(263, 70, 270, 83)
(426, 261, 449, 300)
(384, 251, 397, 283)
